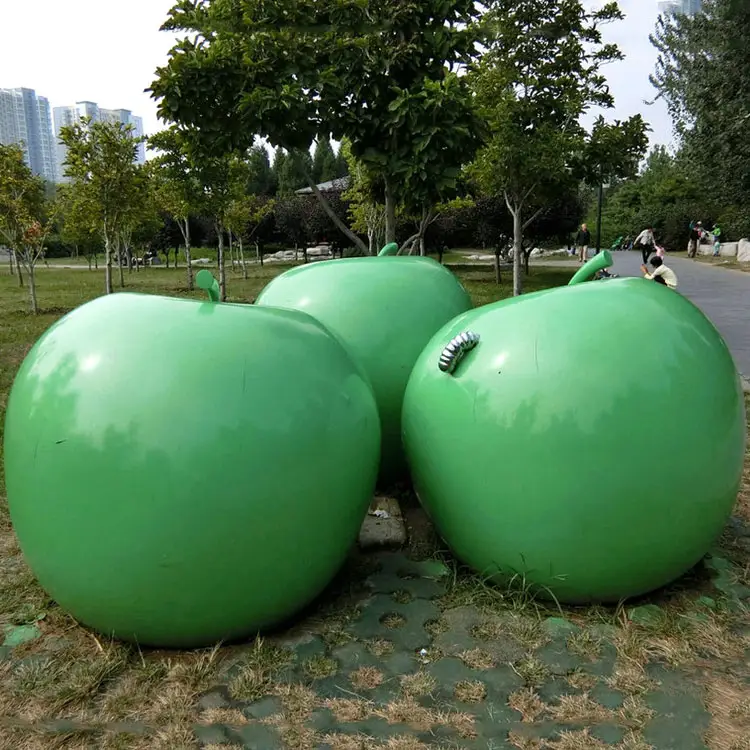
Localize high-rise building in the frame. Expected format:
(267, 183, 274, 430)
(53, 101, 146, 182)
(658, 0, 702, 16)
(0, 88, 57, 183)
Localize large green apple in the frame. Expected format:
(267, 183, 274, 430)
(4, 292, 380, 648)
(402, 278, 746, 603)
(256, 256, 472, 483)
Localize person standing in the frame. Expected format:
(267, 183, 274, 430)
(711, 223, 722, 257)
(576, 224, 591, 263)
(688, 221, 702, 259)
(634, 226, 656, 264)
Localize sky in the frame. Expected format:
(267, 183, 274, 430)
(0, 0, 674, 151)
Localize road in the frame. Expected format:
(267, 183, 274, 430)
(609, 251, 750, 377)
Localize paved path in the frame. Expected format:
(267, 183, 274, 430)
(607, 252, 750, 377)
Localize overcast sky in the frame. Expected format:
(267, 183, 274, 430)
(1, 0, 673, 150)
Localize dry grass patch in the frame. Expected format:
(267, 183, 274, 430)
(567, 630, 603, 661)
(365, 639, 394, 657)
(617, 695, 654, 728)
(350, 666, 385, 691)
(0, 639, 132, 722)
(457, 648, 495, 670)
(197, 707, 249, 726)
(391, 590, 412, 605)
(301, 655, 338, 680)
(227, 639, 292, 702)
(399, 671, 436, 697)
(323, 697, 372, 723)
(567, 670, 597, 691)
(423, 618, 449, 638)
(704, 675, 750, 750)
(264, 683, 319, 750)
(508, 688, 546, 723)
(375, 697, 477, 739)
(507, 730, 543, 749)
(546, 728, 608, 749)
(454, 680, 487, 703)
(605, 662, 656, 695)
(547, 693, 614, 724)
(380, 613, 407, 630)
(512, 654, 550, 688)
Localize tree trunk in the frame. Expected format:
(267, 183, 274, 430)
(179, 219, 193, 291)
(512, 208, 523, 297)
(118, 248, 125, 288)
(239, 236, 247, 279)
(419, 236, 426, 257)
(174, 245, 179, 269)
(104, 235, 113, 295)
(13, 251, 24, 287)
(524, 250, 531, 276)
(384, 177, 397, 245)
(87, 255, 92, 271)
(27, 261, 38, 315)
(9, 249, 15, 276)
(494, 249, 502, 285)
(229, 231, 236, 272)
(95, 253, 99, 270)
(217, 222, 227, 302)
(256, 241, 264, 267)
(303, 168, 368, 255)
(126, 245, 133, 274)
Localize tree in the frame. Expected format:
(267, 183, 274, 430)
(469, 0, 647, 295)
(312, 138, 339, 184)
(59, 119, 144, 294)
(0, 144, 48, 313)
(151, 0, 483, 254)
(276, 149, 314, 196)
(245, 145, 275, 196)
(651, 0, 750, 212)
(149, 127, 204, 289)
(54, 185, 101, 270)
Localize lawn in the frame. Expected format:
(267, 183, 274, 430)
(0, 261, 748, 750)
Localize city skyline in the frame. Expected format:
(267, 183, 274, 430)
(657, 0, 702, 16)
(0, 84, 147, 184)
(0, 88, 58, 183)
(54, 101, 146, 183)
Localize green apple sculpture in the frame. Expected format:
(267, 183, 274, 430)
(3, 291, 380, 648)
(403, 275, 746, 603)
(256, 248, 472, 483)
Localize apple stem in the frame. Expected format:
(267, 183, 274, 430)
(378, 243, 399, 257)
(568, 250, 614, 287)
(196, 270, 221, 303)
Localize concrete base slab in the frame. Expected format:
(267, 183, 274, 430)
(358, 495, 407, 550)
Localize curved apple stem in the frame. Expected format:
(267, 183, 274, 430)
(568, 250, 614, 287)
(196, 270, 221, 303)
(378, 242, 399, 257)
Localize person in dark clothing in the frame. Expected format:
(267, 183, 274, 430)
(634, 227, 656, 264)
(576, 224, 591, 263)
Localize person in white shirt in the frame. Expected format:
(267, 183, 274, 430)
(641, 257, 678, 289)
(634, 227, 656, 264)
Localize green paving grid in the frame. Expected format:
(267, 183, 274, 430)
(2, 537, 749, 748)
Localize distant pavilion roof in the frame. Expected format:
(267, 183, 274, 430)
(295, 176, 350, 195)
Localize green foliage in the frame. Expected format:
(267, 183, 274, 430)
(275, 149, 313, 196)
(59, 119, 144, 293)
(588, 147, 708, 250)
(312, 139, 339, 185)
(651, 0, 750, 209)
(469, 0, 646, 293)
(0, 143, 48, 311)
(151, 0, 484, 242)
